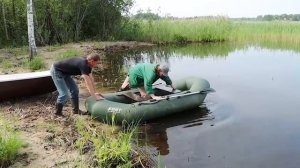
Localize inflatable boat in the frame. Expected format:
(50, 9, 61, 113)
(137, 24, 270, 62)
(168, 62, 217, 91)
(85, 77, 214, 124)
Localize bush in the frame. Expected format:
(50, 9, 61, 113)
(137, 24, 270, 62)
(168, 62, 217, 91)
(22, 56, 45, 70)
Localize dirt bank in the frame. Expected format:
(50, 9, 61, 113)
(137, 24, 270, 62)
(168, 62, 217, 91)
(0, 41, 154, 74)
(0, 41, 155, 168)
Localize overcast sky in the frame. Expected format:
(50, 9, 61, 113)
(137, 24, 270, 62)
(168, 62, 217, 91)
(130, 0, 300, 18)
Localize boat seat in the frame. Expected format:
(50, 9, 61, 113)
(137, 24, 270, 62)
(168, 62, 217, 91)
(122, 92, 151, 102)
(121, 83, 182, 102)
(152, 84, 173, 92)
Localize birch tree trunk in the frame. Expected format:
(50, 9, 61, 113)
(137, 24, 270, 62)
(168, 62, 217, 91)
(27, 0, 37, 60)
(1, 0, 9, 40)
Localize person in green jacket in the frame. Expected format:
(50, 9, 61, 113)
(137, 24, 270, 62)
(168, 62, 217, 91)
(120, 63, 175, 100)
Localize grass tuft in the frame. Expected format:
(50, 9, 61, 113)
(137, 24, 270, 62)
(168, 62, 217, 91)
(57, 49, 82, 60)
(74, 116, 137, 167)
(22, 56, 45, 70)
(1, 59, 12, 70)
(0, 117, 23, 167)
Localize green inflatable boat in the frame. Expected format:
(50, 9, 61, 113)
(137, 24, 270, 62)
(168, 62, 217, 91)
(85, 77, 214, 124)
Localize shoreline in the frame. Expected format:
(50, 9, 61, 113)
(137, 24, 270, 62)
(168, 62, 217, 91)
(0, 41, 156, 167)
(0, 41, 155, 75)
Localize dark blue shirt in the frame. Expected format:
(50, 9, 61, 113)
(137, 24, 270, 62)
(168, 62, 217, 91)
(54, 57, 91, 75)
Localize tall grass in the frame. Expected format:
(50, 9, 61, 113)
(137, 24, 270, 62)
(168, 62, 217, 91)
(1, 59, 12, 70)
(0, 117, 23, 167)
(123, 18, 300, 49)
(57, 49, 82, 60)
(134, 16, 232, 43)
(22, 56, 45, 70)
(4, 46, 28, 56)
(74, 117, 137, 167)
(231, 21, 300, 44)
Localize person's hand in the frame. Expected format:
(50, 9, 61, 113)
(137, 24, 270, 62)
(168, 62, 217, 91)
(95, 94, 104, 101)
(141, 93, 147, 98)
(95, 92, 104, 97)
(171, 85, 176, 92)
(152, 96, 163, 100)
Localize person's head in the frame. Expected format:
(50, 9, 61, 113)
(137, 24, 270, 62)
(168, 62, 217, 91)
(156, 64, 170, 77)
(87, 53, 101, 68)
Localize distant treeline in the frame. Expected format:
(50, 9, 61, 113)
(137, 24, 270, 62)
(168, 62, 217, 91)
(132, 11, 300, 22)
(0, 0, 134, 47)
(233, 14, 300, 21)
(257, 14, 300, 21)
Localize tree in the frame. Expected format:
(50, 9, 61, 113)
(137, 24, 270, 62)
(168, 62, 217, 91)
(27, 0, 37, 60)
(1, 0, 9, 40)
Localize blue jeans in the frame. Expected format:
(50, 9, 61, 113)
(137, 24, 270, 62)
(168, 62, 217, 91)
(50, 65, 79, 104)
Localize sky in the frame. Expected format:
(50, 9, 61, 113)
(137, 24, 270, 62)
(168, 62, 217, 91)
(130, 0, 300, 18)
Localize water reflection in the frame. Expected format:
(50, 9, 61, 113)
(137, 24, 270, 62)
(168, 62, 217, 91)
(93, 42, 244, 91)
(121, 42, 245, 64)
(137, 106, 213, 156)
(93, 41, 300, 92)
(91, 42, 300, 168)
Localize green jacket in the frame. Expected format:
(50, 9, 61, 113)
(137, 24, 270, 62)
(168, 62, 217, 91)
(128, 63, 172, 95)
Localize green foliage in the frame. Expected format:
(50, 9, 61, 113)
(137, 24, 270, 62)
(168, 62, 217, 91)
(74, 117, 136, 167)
(132, 16, 232, 43)
(114, 19, 142, 41)
(5, 46, 28, 56)
(46, 44, 64, 52)
(230, 21, 300, 45)
(0, 117, 23, 167)
(0, 0, 134, 47)
(133, 9, 161, 20)
(57, 49, 82, 60)
(92, 131, 133, 167)
(22, 56, 45, 70)
(257, 14, 300, 21)
(1, 59, 12, 69)
(173, 34, 188, 44)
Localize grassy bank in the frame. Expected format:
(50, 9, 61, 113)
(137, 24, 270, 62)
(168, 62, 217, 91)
(0, 117, 23, 167)
(74, 116, 155, 167)
(0, 41, 155, 74)
(0, 94, 157, 167)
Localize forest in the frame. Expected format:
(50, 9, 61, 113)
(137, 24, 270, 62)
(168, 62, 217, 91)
(0, 0, 134, 47)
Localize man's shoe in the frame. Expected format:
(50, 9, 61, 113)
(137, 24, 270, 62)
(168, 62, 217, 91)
(71, 98, 88, 115)
(73, 109, 89, 115)
(55, 103, 64, 116)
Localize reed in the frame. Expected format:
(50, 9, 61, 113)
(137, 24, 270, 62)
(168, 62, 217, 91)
(231, 21, 300, 44)
(127, 18, 300, 48)
(0, 117, 23, 167)
(74, 116, 136, 167)
(134, 16, 232, 43)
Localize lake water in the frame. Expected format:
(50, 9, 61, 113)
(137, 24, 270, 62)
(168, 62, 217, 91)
(95, 43, 300, 168)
